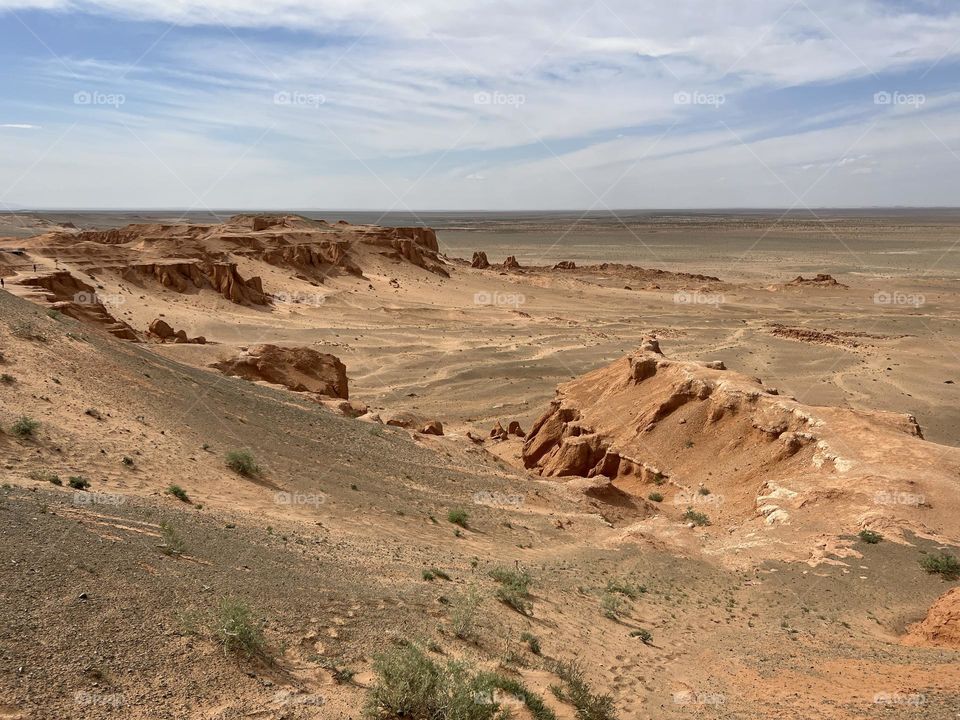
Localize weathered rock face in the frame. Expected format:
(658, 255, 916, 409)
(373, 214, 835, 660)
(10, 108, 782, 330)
(17, 271, 140, 341)
(904, 588, 960, 649)
(363, 229, 449, 277)
(521, 337, 960, 563)
(553, 261, 576, 270)
(123, 262, 269, 306)
(254, 241, 362, 278)
(503, 256, 521, 270)
(147, 318, 205, 344)
(471, 251, 490, 269)
(787, 273, 846, 287)
(211, 344, 348, 399)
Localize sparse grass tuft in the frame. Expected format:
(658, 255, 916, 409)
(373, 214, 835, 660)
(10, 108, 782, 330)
(549, 660, 617, 720)
(167, 484, 190, 503)
(605, 578, 641, 599)
(12, 320, 46, 341)
(11, 416, 39, 438)
(213, 598, 266, 658)
(520, 631, 541, 655)
(682, 507, 710, 526)
(630, 628, 653, 645)
(450, 589, 482, 640)
(489, 566, 533, 616)
(0, 373, 14, 384)
(29, 470, 61, 485)
(920, 551, 960, 580)
(647, 491, 663, 502)
(600, 592, 624, 620)
(121, 456, 135, 467)
(225, 449, 260, 477)
(67, 476, 90, 490)
(367, 643, 555, 720)
(698, 486, 711, 496)
(447, 508, 469, 528)
(858, 529, 882, 544)
(158, 522, 185, 556)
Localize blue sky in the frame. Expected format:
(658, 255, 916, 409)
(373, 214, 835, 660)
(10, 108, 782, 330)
(1, 0, 959, 210)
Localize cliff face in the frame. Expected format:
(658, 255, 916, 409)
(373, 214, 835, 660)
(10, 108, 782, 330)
(122, 262, 269, 306)
(17, 271, 140, 340)
(521, 338, 960, 561)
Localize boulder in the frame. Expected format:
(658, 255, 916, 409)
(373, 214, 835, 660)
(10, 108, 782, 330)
(507, 421, 525, 437)
(489, 421, 508, 441)
(211, 344, 348, 399)
(148, 318, 175, 339)
(420, 420, 444, 436)
(554, 261, 576, 270)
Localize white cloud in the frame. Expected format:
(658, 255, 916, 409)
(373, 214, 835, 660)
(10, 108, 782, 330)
(0, 123, 41, 129)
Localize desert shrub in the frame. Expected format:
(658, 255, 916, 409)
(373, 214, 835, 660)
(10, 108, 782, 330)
(600, 592, 624, 620)
(0, 373, 14, 384)
(920, 551, 960, 580)
(629, 628, 653, 645)
(422, 569, 436, 581)
(430, 568, 451, 581)
(450, 589, 482, 640)
(683, 508, 710, 526)
(121, 456, 134, 467)
(652, 472, 665, 485)
(549, 660, 617, 720)
(167, 484, 190, 503)
(213, 597, 266, 658)
(11, 416, 39, 438)
(520, 631, 541, 655)
(367, 643, 553, 720)
(605, 578, 640, 599)
(447, 509, 469, 528)
(11, 320, 46, 341)
(318, 657, 356, 684)
(67, 476, 90, 490)
(225, 449, 260, 477)
(84, 408, 102, 419)
(46, 308, 63, 320)
(858, 529, 882, 544)
(158, 522, 185, 556)
(29, 470, 61, 485)
(647, 492, 663, 502)
(489, 566, 533, 616)
(698, 487, 711, 496)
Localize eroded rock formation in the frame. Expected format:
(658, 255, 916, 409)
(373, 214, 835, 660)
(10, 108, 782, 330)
(211, 344, 348, 399)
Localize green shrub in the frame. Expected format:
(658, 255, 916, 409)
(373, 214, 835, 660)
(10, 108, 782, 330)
(67, 476, 90, 490)
(698, 487, 711, 496)
(447, 509, 469, 528)
(422, 569, 436, 581)
(158, 522, 185, 556)
(647, 492, 663, 502)
(549, 660, 617, 720)
(430, 568, 451, 581)
(28, 470, 61, 485)
(629, 628, 653, 645)
(600, 592, 624, 620)
(225, 449, 260, 477)
(213, 597, 266, 658)
(682, 508, 710, 526)
(920, 551, 960, 580)
(11, 416, 39, 438)
(652, 472, 665, 485)
(367, 643, 555, 720)
(858, 529, 882, 544)
(605, 578, 640, 599)
(450, 589, 482, 640)
(520, 631, 541, 655)
(489, 566, 533, 616)
(167, 484, 190, 503)
(0, 373, 14, 384)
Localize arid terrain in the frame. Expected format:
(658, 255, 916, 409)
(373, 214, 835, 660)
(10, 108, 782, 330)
(1, 210, 958, 719)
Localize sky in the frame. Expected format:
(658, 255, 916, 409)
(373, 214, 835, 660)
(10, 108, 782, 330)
(0, 0, 959, 210)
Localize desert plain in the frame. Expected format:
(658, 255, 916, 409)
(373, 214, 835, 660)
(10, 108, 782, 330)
(0, 209, 958, 719)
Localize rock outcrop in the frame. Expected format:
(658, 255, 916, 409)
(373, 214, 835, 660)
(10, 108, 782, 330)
(553, 261, 576, 270)
(787, 273, 846, 287)
(504, 256, 521, 270)
(471, 251, 490, 269)
(520, 337, 960, 561)
(123, 262, 269, 306)
(211, 344, 348, 399)
(904, 588, 960, 649)
(16, 271, 140, 341)
(147, 318, 206, 344)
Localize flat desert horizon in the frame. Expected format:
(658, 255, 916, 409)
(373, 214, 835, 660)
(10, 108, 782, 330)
(3, 2, 960, 719)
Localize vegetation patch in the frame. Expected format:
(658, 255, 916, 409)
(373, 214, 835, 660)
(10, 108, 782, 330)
(920, 551, 960, 580)
(225, 449, 260, 477)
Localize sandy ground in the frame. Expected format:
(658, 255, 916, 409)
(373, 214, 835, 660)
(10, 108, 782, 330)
(0, 211, 958, 719)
